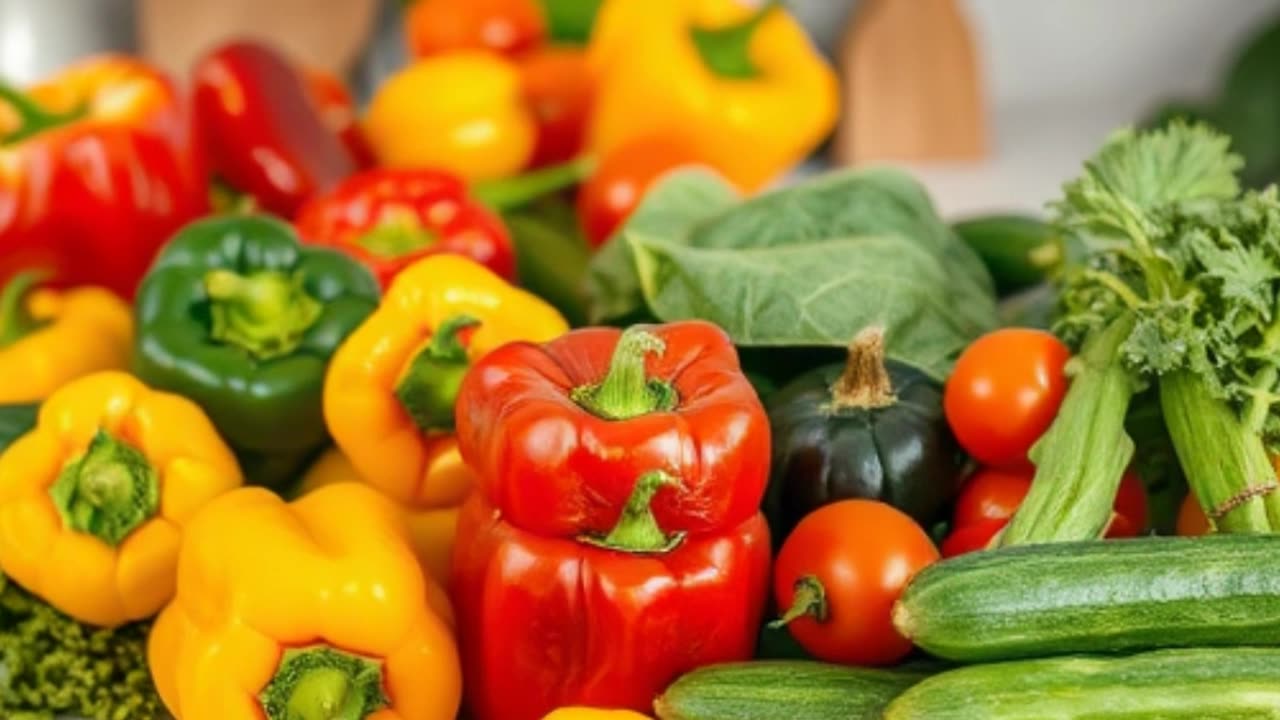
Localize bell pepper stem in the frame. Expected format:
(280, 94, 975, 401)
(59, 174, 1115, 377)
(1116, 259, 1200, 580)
(581, 470, 685, 553)
(768, 575, 829, 628)
(690, 0, 783, 80)
(259, 646, 388, 720)
(572, 327, 678, 420)
(205, 268, 323, 360)
(354, 223, 438, 260)
(395, 314, 482, 433)
(0, 270, 50, 347)
(472, 156, 597, 212)
(830, 325, 896, 409)
(0, 80, 84, 144)
(47, 430, 159, 547)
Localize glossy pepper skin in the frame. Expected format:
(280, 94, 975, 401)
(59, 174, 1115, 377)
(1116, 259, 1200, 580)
(542, 710, 651, 720)
(364, 51, 537, 180)
(193, 41, 358, 217)
(453, 492, 770, 720)
(588, 0, 838, 191)
(133, 214, 379, 484)
(295, 168, 517, 289)
(149, 483, 460, 720)
(0, 272, 132, 403)
(298, 447, 466, 589)
(0, 55, 207, 298)
(405, 0, 546, 58)
(0, 371, 243, 627)
(325, 254, 566, 509)
(454, 321, 770, 539)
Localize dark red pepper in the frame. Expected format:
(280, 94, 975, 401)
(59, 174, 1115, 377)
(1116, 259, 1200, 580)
(192, 41, 357, 217)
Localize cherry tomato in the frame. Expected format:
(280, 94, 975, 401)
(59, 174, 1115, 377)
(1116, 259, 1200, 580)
(406, 0, 545, 58)
(1177, 493, 1211, 536)
(773, 499, 939, 666)
(1107, 470, 1149, 537)
(944, 328, 1071, 468)
(941, 519, 1006, 557)
(520, 47, 595, 167)
(953, 467, 1031, 528)
(577, 134, 704, 248)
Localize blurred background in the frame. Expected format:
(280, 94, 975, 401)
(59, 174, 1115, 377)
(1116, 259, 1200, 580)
(3, 0, 1280, 216)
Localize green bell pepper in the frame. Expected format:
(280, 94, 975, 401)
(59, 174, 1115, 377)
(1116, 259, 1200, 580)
(133, 214, 378, 487)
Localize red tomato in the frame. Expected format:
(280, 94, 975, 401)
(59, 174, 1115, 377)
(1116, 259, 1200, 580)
(944, 329, 1071, 468)
(405, 0, 545, 58)
(577, 134, 705, 248)
(1177, 493, 1211, 536)
(773, 499, 939, 666)
(953, 467, 1031, 528)
(520, 47, 595, 167)
(1107, 471, 1149, 537)
(941, 519, 1006, 557)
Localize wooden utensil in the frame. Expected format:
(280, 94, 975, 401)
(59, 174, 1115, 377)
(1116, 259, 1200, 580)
(834, 0, 987, 164)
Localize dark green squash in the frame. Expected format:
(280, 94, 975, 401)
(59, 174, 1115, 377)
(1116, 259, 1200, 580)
(764, 328, 964, 543)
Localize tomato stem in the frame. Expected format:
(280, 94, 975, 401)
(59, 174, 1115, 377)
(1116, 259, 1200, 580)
(830, 325, 896, 410)
(395, 314, 481, 433)
(769, 574, 829, 628)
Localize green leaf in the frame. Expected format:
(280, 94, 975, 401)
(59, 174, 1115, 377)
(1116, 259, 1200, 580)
(506, 201, 592, 327)
(629, 234, 999, 379)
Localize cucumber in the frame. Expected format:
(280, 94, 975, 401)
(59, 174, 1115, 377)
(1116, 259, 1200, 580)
(894, 534, 1280, 662)
(652, 660, 929, 720)
(883, 647, 1280, 719)
(951, 214, 1065, 296)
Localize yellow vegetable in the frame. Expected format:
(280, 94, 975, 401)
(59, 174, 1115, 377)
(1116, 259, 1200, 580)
(542, 709, 652, 720)
(364, 51, 537, 180)
(0, 371, 242, 627)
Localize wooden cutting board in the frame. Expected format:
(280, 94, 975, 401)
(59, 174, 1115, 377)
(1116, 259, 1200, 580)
(834, 0, 987, 164)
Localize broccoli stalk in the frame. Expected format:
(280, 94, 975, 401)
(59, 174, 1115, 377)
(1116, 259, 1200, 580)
(0, 573, 166, 720)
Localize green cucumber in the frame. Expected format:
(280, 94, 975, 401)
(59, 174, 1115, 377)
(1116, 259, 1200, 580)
(952, 214, 1066, 296)
(884, 647, 1280, 719)
(653, 660, 930, 720)
(895, 534, 1280, 662)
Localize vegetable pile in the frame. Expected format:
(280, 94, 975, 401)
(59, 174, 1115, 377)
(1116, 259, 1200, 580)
(4, 0, 1280, 717)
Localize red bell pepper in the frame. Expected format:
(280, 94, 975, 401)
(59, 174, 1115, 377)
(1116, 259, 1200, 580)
(455, 320, 771, 539)
(294, 167, 517, 287)
(0, 56, 207, 298)
(451, 480, 771, 720)
(193, 41, 357, 217)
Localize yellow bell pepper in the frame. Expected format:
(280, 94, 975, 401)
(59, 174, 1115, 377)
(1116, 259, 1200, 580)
(324, 254, 567, 512)
(0, 272, 132, 403)
(0, 371, 242, 627)
(299, 447, 463, 589)
(149, 483, 461, 720)
(588, 0, 839, 191)
(364, 51, 537, 180)
(542, 709, 652, 720)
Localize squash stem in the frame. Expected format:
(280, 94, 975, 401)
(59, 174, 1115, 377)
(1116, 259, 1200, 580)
(395, 314, 481, 433)
(830, 325, 896, 410)
(768, 575, 829, 628)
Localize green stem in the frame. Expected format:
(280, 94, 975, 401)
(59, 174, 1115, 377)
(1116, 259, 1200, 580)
(47, 430, 159, 547)
(258, 646, 388, 720)
(768, 575, 828, 629)
(472, 156, 596, 212)
(205, 268, 322, 361)
(0, 81, 85, 145)
(1161, 370, 1280, 533)
(0, 270, 50, 347)
(571, 327, 678, 420)
(690, 1, 781, 79)
(394, 314, 481, 433)
(999, 314, 1139, 546)
(579, 470, 684, 553)
(354, 223, 437, 260)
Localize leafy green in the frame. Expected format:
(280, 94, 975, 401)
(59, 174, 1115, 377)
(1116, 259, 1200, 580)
(505, 199, 592, 326)
(630, 234, 996, 380)
(0, 574, 165, 720)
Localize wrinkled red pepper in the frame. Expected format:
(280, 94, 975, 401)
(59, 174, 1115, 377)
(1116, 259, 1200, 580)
(455, 321, 771, 538)
(294, 167, 516, 287)
(451, 320, 772, 719)
(0, 56, 207, 298)
(193, 41, 357, 217)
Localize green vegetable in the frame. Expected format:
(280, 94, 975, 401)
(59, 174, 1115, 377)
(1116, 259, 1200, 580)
(132, 214, 379, 488)
(653, 660, 930, 720)
(585, 167, 998, 379)
(0, 402, 37, 453)
(538, 0, 605, 44)
(894, 534, 1280, 662)
(952, 214, 1066, 296)
(883, 647, 1280, 719)
(0, 574, 164, 720)
(505, 199, 592, 327)
(1006, 121, 1280, 541)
